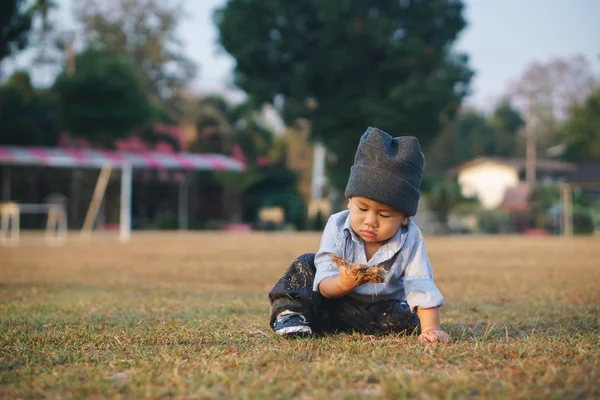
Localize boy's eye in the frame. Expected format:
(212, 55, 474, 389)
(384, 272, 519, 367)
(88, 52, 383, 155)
(380, 214, 391, 218)
(358, 207, 367, 212)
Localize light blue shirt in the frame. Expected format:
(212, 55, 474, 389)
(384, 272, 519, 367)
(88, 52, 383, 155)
(313, 210, 444, 311)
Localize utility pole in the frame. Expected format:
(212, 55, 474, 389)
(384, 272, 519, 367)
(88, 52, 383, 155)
(65, 31, 81, 229)
(310, 142, 326, 201)
(526, 96, 537, 187)
(65, 32, 76, 77)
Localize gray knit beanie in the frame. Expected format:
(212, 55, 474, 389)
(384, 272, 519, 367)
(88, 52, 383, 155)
(344, 127, 424, 216)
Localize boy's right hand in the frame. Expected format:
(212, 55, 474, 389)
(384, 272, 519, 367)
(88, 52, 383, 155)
(318, 260, 372, 298)
(335, 264, 370, 293)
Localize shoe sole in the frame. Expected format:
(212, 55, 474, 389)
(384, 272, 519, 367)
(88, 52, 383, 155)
(275, 326, 313, 336)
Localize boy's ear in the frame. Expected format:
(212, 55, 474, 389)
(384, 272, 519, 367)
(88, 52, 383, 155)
(402, 215, 410, 225)
(347, 198, 352, 209)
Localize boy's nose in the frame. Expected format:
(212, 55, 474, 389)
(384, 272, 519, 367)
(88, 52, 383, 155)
(364, 213, 378, 227)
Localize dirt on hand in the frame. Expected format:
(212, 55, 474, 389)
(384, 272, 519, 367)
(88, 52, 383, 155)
(330, 254, 387, 284)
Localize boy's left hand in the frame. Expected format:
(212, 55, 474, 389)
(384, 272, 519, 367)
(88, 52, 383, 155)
(418, 329, 451, 344)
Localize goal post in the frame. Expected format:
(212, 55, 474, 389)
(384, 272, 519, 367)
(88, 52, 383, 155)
(81, 165, 112, 237)
(79, 163, 132, 243)
(119, 164, 132, 243)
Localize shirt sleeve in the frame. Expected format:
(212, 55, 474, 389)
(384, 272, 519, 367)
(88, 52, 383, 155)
(312, 216, 341, 292)
(403, 233, 444, 312)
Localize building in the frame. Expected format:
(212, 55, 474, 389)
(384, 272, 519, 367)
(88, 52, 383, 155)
(451, 157, 576, 209)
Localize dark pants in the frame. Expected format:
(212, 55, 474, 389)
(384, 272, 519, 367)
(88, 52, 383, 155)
(268, 253, 420, 335)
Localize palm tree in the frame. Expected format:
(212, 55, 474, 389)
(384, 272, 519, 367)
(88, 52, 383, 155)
(191, 95, 278, 223)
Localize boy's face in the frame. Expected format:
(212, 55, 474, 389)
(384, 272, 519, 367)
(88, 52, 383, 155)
(347, 197, 409, 245)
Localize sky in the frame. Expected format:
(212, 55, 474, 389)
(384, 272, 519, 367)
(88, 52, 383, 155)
(4, 0, 600, 112)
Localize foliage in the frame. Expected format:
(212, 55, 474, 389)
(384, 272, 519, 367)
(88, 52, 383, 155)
(191, 94, 300, 224)
(0, 0, 32, 62)
(74, 0, 197, 118)
(529, 184, 560, 232)
(571, 206, 595, 235)
(194, 97, 250, 151)
(214, 0, 473, 190)
(427, 101, 524, 171)
(53, 49, 152, 147)
(530, 184, 594, 234)
(508, 55, 598, 149)
(147, 211, 179, 230)
(488, 100, 525, 156)
(560, 88, 600, 161)
(213, 170, 263, 196)
(475, 209, 512, 234)
(0, 70, 60, 146)
(425, 178, 478, 232)
(453, 110, 496, 160)
(0, 0, 55, 63)
(149, 102, 178, 125)
(243, 165, 304, 229)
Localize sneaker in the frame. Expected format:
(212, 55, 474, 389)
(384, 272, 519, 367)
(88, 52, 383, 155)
(273, 310, 312, 337)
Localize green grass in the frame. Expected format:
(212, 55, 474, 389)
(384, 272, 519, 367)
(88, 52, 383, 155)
(1, 233, 599, 399)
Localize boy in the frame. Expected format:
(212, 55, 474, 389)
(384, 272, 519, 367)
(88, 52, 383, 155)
(268, 127, 450, 344)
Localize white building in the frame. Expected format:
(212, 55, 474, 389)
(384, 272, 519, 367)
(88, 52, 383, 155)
(453, 157, 575, 209)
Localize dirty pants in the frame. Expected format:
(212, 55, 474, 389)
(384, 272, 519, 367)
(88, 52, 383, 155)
(268, 253, 420, 335)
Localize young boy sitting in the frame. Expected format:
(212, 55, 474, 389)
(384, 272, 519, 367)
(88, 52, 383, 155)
(268, 127, 450, 344)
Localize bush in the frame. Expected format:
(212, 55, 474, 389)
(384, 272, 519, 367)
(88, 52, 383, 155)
(477, 209, 512, 234)
(573, 207, 595, 235)
(148, 212, 179, 230)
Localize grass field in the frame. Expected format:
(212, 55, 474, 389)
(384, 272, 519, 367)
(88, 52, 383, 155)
(1, 232, 599, 399)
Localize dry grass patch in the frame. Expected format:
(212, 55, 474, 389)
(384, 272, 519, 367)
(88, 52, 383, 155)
(1, 233, 599, 399)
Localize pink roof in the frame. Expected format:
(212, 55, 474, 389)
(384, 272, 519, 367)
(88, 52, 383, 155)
(0, 146, 245, 171)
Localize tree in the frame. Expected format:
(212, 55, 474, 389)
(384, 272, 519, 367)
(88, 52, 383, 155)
(454, 110, 495, 159)
(53, 49, 152, 147)
(191, 95, 240, 154)
(561, 88, 600, 161)
(426, 178, 477, 233)
(1, 0, 32, 63)
(214, 0, 473, 190)
(488, 100, 525, 157)
(508, 55, 598, 148)
(191, 95, 263, 222)
(191, 94, 300, 224)
(426, 108, 496, 172)
(0, 0, 56, 63)
(0, 70, 60, 146)
(74, 0, 197, 118)
(426, 100, 525, 172)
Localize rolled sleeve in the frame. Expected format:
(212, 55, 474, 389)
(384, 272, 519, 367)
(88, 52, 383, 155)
(404, 277, 444, 312)
(403, 234, 444, 312)
(312, 216, 341, 292)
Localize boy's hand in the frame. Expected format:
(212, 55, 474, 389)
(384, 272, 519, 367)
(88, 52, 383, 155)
(336, 263, 370, 293)
(418, 329, 451, 344)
